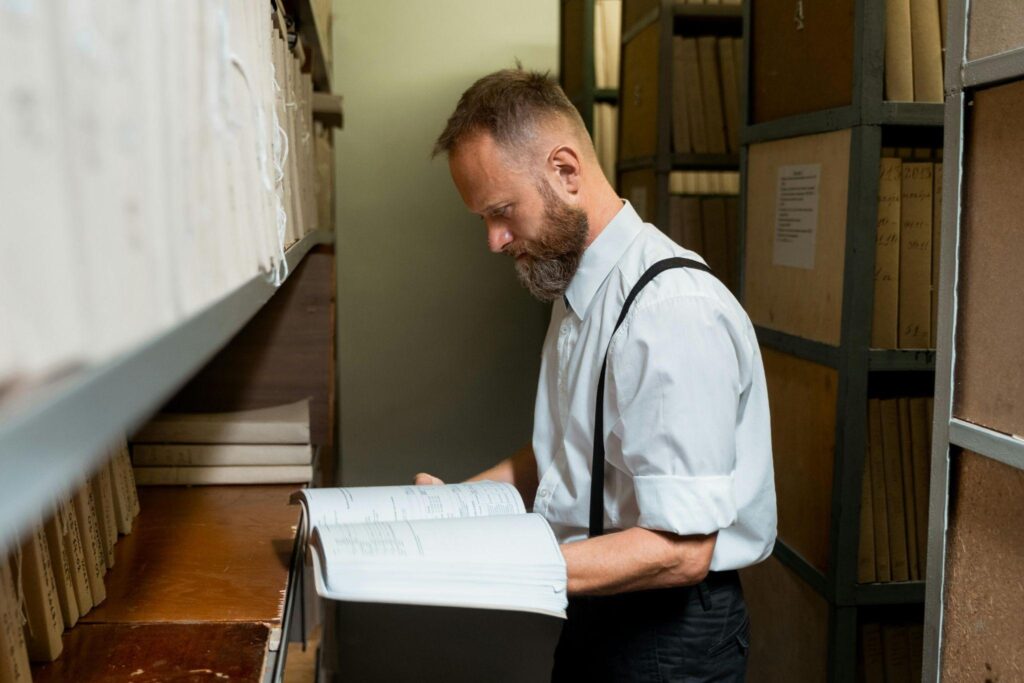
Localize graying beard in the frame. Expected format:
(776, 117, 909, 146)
(514, 252, 581, 302)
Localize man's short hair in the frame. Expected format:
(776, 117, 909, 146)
(432, 66, 587, 159)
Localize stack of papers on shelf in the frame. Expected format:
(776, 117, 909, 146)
(131, 399, 313, 485)
(293, 482, 567, 619)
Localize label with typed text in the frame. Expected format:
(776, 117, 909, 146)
(773, 164, 821, 270)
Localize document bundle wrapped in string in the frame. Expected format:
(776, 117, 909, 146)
(292, 481, 567, 619)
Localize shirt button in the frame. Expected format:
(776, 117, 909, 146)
(537, 489, 550, 499)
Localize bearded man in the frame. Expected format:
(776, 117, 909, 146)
(417, 67, 776, 682)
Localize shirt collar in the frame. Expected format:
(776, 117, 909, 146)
(564, 201, 644, 319)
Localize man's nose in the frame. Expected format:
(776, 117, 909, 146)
(487, 225, 514, 254)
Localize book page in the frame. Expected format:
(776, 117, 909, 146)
(296, 481, 524, 532)
(314, 513, 560, 567)
(309, 513, 567, 618)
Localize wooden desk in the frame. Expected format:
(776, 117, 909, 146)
(33, 485, 302, 682)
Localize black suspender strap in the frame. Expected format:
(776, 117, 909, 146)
(588, 257, 713, 538)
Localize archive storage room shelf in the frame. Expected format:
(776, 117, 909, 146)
(4, 0, 338, 680)
(617, 0, 742, 229)
(561, 0, 621, 133)
(736, 0, 945, 680)
(0, 229, 332, 556)
(923, 0, 1024, 680)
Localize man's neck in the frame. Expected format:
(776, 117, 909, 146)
(583, 183, 627, 249)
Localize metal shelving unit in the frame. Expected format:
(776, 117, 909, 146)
(617, 0, 742, 230)
(560, 0, 620, 134)
(0, 229, 333, 554)
(736, 0, 943, 679)
(923, 4, 1024, 676)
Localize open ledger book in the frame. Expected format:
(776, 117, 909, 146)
(292, 481, 567, 618)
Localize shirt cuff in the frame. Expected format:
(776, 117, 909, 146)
(634, 474, 737, 536)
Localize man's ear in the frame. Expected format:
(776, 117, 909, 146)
(549, 145, 583, 196)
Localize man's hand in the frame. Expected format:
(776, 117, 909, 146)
(414, 473, 445, 485)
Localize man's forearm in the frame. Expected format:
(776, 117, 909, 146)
(560, 527, 717, 596)
(466, 444, 538, 508)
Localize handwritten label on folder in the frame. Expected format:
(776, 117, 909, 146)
(773, 164, 822, 270)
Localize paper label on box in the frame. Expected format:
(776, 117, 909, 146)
(773, 164, 821, 270)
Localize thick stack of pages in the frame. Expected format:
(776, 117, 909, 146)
(131, 399, 313, 485)
(1, 440, 139, 671)
(293, 481, 567, 618)
(871, 150, 944, 349)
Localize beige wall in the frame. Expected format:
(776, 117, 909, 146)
(333, 2, 555, 487)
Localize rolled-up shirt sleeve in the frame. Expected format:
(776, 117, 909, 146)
(606, 291, 749, 537)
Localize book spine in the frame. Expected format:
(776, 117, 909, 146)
(898, 162, 934, 348)
(72, 484, 107, 606)
(680, 38, 708, 154)
(880, 399, 910, 582)
(91, 467, 118, 569)
(717, 37, 740, 153)
(898, 398, 920, 580)
(701, 197, 729, 283)
(672, 37, 693, 154)
(17, 526, 64, 661)
(860, 622, 886, 682)
(133, 421, 310, 445)
(696, 36, 727, 154)
(0, 561, 31, 683)
(931, 162, 943, 345)
(132, 443, 313, 467)
(868, 400, 892, 581)
(109, 454, 133, 535)
(680, 196, 704, 253)
(858, 453, 876, 583)
(43, 513, 79, 628)
(872, 158, 902, 348)
(909, 397, 931, 574)
(885, 0, 915, 101)
(60, 498, 93, 615)
(910, 0, 944, 102)
(723, 196, 740, 294)
(133, 465, 313, 485)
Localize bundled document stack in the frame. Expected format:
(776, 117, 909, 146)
(131, 399, 313, 485)
(1, 0, 322, 395)
(293, 481, 568, 619)
(0, 440, 139, 673)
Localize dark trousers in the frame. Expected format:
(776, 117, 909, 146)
(551, 570, 749, 682)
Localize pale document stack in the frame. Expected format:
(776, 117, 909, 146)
(131, 399, 314, 485)
(293, 481, 568, 619)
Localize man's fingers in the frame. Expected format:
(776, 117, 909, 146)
(414, 472, 444, 486)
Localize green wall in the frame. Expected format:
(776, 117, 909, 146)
(330, 3, 562, 678)
(333, 2, 555, 488)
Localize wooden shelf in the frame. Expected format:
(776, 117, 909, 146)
(32, 485, 302, 682)
(0, 230, 332, 554)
